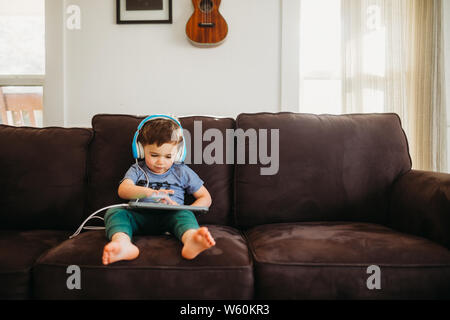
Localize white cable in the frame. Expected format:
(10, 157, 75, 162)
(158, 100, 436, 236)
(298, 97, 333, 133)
(69, 161, 151, 239)
(134, 159, 150, 203)
(69, 203, 129, 239)
(136, 159, 150, 188)
(82, 216, 105, 230)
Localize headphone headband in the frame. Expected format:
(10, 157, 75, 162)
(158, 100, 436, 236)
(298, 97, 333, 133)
(137, 114, 182, 131)
(132, 114, 186, 163)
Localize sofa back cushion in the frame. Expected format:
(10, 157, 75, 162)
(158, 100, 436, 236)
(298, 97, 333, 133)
(0, 125, 93, 230)
(234, 112, 412, 228)
(87, 114, 235, 226)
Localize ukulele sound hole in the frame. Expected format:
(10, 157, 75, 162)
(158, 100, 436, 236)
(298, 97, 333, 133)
(200, 0, 213, 13)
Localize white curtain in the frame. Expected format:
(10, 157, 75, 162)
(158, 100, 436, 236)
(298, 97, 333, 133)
(340, 0, 447, 172)
(300, 0, 447, 172)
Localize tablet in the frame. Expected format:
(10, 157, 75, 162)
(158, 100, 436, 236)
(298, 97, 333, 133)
(127, 201, 209, 214)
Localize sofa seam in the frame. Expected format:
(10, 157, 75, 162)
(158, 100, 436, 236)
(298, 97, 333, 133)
(0, 268, 32, 275)
(92, 114, 236, 125)
(244, 230, 259, 268)
(33, 263, 253, 271)
(385, 113, 413, 229)
(240, 230, 255, 269)
(253, 261, 450, 268)
(235, 111, 403, 119)
(0, 124, 93, 132)
(392, 112, 413, 170)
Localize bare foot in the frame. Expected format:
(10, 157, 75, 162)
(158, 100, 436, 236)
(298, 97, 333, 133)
(102, 233, 139, 265)
(181, 227, 216, 260)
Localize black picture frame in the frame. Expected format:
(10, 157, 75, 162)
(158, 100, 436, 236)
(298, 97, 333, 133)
(116, 0, 173, 24)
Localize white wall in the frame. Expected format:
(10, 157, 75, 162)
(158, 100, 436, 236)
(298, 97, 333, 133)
(45, 0, 281, 127)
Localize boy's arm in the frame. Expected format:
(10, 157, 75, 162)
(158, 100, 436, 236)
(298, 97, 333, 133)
(118, 179, 173, 200)
(190, 186, 212, 207)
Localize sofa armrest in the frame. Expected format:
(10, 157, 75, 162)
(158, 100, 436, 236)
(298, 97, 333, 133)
(388, 169, 450, 249)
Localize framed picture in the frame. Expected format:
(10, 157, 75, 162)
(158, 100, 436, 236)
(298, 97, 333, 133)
(117, 0, 172, 24)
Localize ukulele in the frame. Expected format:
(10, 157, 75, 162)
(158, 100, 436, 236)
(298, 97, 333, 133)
(186, 0, 228, 47)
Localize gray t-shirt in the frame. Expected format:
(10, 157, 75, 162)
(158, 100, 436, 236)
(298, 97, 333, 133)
(121, 161, 204, 205)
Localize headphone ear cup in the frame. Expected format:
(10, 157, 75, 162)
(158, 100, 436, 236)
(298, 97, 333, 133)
(137, 142, 144, 159)
(176, 144, 182, 162)
(181, 142, 186, 162)
(175, 141, 186, 163)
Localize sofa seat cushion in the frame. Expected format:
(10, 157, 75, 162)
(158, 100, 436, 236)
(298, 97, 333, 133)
(33, 226, 253, 299)
(245, 222, 450, 299)
(0, 230, 71, 299)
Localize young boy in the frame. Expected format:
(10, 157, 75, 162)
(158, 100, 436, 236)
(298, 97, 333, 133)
(102, 118, 215, 265)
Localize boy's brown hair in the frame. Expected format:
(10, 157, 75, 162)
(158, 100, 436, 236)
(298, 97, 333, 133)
(138, 118, 183, 147)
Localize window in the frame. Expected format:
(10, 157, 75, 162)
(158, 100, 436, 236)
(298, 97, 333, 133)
(0, 0, 45, 127)
(299, 0, 387, 115)
(297, 0, 448, 172)
(300, 0, 341, 115)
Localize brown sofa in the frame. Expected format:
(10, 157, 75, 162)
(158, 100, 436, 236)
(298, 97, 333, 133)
(0, 112, 449, 299)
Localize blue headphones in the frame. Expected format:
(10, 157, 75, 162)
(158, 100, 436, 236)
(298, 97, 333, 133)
(132, 114, 186, 163)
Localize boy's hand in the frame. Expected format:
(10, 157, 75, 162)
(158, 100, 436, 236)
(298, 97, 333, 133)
(146, 188, 174, 198)
(160, 197, 179, 206)
(145, 189, 178, 205)
(159, 196, 179, 206)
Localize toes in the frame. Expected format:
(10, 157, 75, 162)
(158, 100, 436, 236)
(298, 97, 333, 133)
(197, 227, 215, 247)
(198, 227, 208, 237)
(108, 243, 119, 254)
(193, 233, 204, 243)
(204, 231, 215, 246)
(103, 242, 118, 265)
(206, 235, 214, 246)
(104, 244, 112, 254)
(102, 252, 109, 265)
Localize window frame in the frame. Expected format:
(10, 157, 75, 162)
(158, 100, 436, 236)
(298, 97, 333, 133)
(0, 75, 44, 87)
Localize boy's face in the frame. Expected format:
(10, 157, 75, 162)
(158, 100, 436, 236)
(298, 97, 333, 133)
(143, 142, 177, 174)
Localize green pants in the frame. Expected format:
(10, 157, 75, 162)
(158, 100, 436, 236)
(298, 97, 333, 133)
(104, 207, 200, 241)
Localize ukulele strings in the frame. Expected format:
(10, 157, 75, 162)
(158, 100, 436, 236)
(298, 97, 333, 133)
(200, 1, 212, 28)
(206, 0, 209, 25)
(201, 0, 204, 25)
